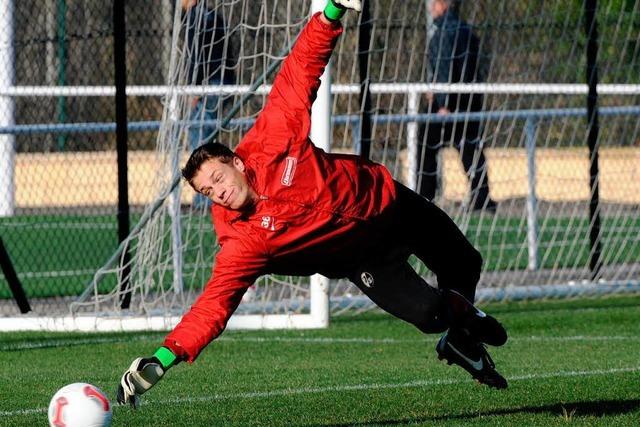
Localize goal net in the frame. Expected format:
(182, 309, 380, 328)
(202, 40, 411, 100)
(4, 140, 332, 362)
(4, 0, 640, 331)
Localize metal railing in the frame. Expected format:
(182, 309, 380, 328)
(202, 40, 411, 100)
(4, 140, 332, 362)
(2, 83, 640, 272)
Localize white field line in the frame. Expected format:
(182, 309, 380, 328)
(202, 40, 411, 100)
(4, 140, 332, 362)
(1, 366, 639, 418)
(0, 407, 47, 417)
(0, 334, 165, 350)
(152, 366, 640, 406)
(2, 334, 640, 351)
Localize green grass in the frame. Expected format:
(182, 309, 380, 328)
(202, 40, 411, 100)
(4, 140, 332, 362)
(0, 214, 123, 298)
(2, 213, 640, 298)
(0, 213, 216, 299)
(464, 215, 640, 271)
(1, 295, 640, 426)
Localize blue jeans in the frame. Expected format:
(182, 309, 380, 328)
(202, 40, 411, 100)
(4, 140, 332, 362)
(188, 88, 220, 209)
(188, 95, 219, 150)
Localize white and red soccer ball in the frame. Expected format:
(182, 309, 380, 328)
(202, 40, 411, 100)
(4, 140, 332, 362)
(48, 383, 112, 427)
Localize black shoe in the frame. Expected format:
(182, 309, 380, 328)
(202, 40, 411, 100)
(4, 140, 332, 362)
(436, 329, 508, 390)
(446, 289, 508, 347)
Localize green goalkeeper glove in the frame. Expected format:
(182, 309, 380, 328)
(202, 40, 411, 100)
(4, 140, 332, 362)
(116, 347, 177, 409)
(324, 0, 362, 21)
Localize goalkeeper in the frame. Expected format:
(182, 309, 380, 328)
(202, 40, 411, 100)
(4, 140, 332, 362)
(118, 0, 508, 408)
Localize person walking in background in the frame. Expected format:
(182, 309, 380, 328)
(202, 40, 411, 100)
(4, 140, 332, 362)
(418, 0, 496, 212)
(182, 0, 236, 208)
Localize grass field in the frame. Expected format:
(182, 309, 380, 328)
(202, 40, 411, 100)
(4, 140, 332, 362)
(1, 295, 640, 426)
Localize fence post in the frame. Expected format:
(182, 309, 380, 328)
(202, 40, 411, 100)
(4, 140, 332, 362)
(0, 0, 15, 217)
(0, 237, 30, 313)
(525, 117, 539, 271)
(407, 91, 419, 191)
(55, 0, 67, 150)
(168, 93, 184, 295)
(113, 0, 133, 308)
(585, 0, 602, 280)
(357, 0, 372, 160)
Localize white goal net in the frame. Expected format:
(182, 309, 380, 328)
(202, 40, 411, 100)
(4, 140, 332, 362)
(4, 0, 640, 331)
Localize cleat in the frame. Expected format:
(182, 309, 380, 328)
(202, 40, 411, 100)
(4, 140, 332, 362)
(436, 329, 508, 390)
(446, 289, 508, 346)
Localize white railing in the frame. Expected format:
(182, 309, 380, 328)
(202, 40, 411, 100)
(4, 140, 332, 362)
(2, 82, 640, 97)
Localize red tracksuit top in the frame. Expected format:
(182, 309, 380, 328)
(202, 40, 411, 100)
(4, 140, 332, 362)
(164, 13, 397, 362)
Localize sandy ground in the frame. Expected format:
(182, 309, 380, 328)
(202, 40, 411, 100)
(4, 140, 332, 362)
(11, 147, 640, 208)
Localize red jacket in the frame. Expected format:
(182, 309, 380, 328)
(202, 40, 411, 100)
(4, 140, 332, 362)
(164, 13, 397, 362)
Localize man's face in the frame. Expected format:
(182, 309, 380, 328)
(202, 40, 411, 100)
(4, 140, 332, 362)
(428, 0, 448, 19)
(191, 157, 256, 210)
(181, 0, 197, 10)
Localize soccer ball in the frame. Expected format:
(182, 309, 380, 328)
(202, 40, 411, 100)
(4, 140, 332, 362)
(48, 383, 112, 427)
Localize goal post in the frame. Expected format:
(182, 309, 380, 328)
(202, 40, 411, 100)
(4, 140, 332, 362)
(306, 0, 332, 330)
(0, 1, 333, 333)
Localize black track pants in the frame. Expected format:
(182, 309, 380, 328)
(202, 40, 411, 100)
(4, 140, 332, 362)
(348, 182, 483, 334)
(416, 120, 491, 207)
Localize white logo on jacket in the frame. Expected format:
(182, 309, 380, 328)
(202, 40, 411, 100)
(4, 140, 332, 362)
(281, 157, 297, 186)
(261, 216, 276, 231)
(360, 272, 374, 288)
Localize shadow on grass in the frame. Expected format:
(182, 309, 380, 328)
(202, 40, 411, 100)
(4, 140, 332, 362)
(314, 398, 640, 426)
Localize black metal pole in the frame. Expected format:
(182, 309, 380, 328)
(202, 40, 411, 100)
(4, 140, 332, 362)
(358, 0, 372, 159)
(56, 0, 68, 151)
(0, 237, 31, 313)
(585, 0, 602, 280)
(113, 0, 132, 308)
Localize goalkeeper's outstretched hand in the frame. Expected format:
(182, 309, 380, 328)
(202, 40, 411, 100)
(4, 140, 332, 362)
(117, 347, 177, 409)
(333, 0, 362, 12)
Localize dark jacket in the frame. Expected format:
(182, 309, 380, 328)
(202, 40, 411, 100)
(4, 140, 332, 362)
(186, 7, 235, 85)
(429, 10, 484, 112)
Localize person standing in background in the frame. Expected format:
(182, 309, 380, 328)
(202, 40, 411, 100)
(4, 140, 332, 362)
(182, 0, 236, 208)
(418, 0, 496, 212)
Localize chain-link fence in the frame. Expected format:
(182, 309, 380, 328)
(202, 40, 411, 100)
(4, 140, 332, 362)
(1, 0, 639, 317)
(1, 1, 174, 310)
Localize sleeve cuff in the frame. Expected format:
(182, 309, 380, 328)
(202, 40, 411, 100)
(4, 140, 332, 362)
(162, 338, 193, 363)
(312, 11, 342, 31)
(154, 346, 178, 369)
(323, 1, 346, 21)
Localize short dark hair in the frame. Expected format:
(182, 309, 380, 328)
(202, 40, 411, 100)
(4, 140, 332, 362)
(181, 142, 237, 184)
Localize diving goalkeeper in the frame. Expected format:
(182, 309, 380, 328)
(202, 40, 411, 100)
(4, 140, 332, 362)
(117, 0, 508, 408)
